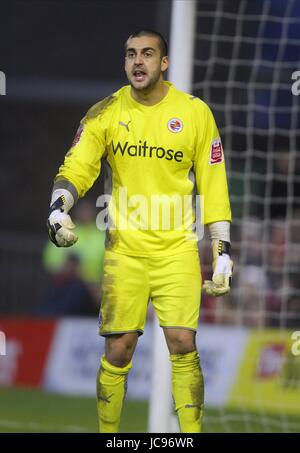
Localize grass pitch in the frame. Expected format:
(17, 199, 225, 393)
(0, 387, 299, 433)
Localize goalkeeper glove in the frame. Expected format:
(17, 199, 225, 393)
(47, 189, 78, 248)
(203, 239, 233, 296)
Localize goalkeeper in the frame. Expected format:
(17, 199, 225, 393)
(47, 29, 232, 433)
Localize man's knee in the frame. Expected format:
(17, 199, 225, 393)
(163, 328, 196, 355)
(105, 332, 138, 367)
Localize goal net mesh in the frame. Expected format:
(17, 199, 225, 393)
(193, 0, 300, 432)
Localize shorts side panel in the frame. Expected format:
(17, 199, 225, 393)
(149, 250, 201, 331)
(99, 250, 150, 335)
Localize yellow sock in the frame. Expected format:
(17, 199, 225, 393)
(96, 355, 132, 433)
(170, 350, 204, 433)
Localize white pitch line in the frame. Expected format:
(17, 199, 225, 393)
(0, 419, 94, 433)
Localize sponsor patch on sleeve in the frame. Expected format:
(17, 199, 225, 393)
(71, 125, 84, 147)
(209, 138, 223, 165)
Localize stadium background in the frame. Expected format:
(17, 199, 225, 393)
(0, 0, 300, 433)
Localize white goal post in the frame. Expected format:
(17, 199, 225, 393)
(148, 0, 197, 433)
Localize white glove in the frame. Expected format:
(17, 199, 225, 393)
(47, 189, 78, 248)
(47, 209, 78, 247)
(203, 240, 233, 296)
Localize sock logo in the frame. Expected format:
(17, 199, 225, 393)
(98, 392, 114, 404)
(112, 140, 184, 162)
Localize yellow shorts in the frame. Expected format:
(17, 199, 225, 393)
(99, 249, 201, 336)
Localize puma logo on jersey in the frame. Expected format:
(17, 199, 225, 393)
(119, 120, 131, 132)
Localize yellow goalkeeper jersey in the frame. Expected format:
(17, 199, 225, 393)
(55, 81, 232, 257)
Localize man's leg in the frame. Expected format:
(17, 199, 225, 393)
(97, 332, 138, 433)
(97, 251, 149, 432)
(163, 328, 204, 433)
(150, 250, 203, 433)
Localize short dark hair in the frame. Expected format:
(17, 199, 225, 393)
(126, 29, 168, 58)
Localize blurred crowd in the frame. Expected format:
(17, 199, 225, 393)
(200, 215, 300, 328)
(39, 200, 105, 317)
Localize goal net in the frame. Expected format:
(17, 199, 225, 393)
(149, 0, 300, 433)
(194, 0, 300, 433)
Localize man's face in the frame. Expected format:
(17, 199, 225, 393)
(125, 36, 168, 92)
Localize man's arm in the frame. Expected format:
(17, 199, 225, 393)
(52, 178, 79, 202)
(193, 101, 233, 296)
(47, 182, 78, 247)
(47, 103, 108, 247)
(202, 221, 233, 296)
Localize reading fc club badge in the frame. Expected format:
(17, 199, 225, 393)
(167, 118, 183, 133)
